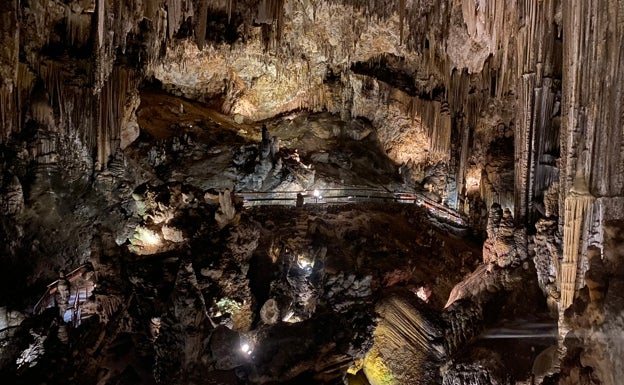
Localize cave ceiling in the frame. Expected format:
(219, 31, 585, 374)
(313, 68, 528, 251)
(1, 0, 624, 385)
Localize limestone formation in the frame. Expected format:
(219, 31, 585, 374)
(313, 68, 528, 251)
(560, 175, 594, 309)
(2, 175, 24, 216)
(532, 218, 560, 299)
(482, 205, 528, 268)
(260, 298, 280, 325)
(215, 189, 240, 229)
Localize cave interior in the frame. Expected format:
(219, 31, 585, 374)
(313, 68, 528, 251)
(0, 1, 623, 385)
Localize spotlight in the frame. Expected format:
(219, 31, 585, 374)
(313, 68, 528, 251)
(297, 255, 313, 270)
(313, 189, 320, 198)
(416, 286, 431, 302)
(240, 343, 252, 355)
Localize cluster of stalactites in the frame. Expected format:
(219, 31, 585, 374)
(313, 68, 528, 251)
(97, 66, 136, 169)
(407, 96, 452, 159)
(38, 60, 96, 148)
(65, 4, 92, 48)
(32, 59, 136, 170)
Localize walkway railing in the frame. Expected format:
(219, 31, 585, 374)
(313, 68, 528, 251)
(31, 190, 466, 324)
(237, 188, 467, 226)
(33, 264, 95, 326)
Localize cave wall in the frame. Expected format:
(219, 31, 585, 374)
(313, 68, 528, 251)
(0, 0, 565, 219)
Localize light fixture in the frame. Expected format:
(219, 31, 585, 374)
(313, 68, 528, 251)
(416, 286, 431, 302)
(240, 342, 252, 355)
(297, 255, 313, 270)
(312, 189, 322, 202)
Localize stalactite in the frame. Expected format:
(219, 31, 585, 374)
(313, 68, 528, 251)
(560, 174, 594, 309)
(257, 0, 285, 49)
(0, 86, 14, 143)
(405, 95, 452, 159)
(378, 296, 443, 359)
(143, 3, 168, 66)
(461, 0, 478, 38)
(97, 66, 135, 169)
(447, 69, 473, 121)
(513, 0, 560, 223)
(514, 74, 536, 223)
(97, 0, 105, 49)
(16, 63, 36, 132)
(196, 0, 208, 49)
(31, 93, 54, 129)
(39, 60, 96, 151)
(167, 0, 180, 38)
(65, 6, 91, 48)
(39, 61, 66, 129)
(399, 0, 405, 45)
(165, 0, 193, 40)
(457, 124, 470, 212)
(0, 0, 20, 142)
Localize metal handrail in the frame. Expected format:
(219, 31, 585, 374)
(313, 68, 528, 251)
(33, 264, 93, 315)
(236, 188, 467, 226)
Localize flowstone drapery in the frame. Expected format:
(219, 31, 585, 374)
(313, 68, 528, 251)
(560, 175, 594, 309)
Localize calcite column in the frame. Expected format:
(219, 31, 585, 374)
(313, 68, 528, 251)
(0, 0, 20, 142)
(560, 180, 594, 308)
(514, 0, 561, 224)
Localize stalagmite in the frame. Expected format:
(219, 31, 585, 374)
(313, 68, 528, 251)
(560, 173, 594, 308)
(4, 175, 24, 215)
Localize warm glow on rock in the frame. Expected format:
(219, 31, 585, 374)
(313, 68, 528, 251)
(141, 229, 161, 246)
(465, 168, 481, 190)
(128, 227, 163, 255)
(231, 98, 258, 120)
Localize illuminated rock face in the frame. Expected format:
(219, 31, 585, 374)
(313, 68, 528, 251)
(0, 0, 524, 208)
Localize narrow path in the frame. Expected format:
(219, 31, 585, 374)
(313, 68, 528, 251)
(238, 188, 468, 226)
